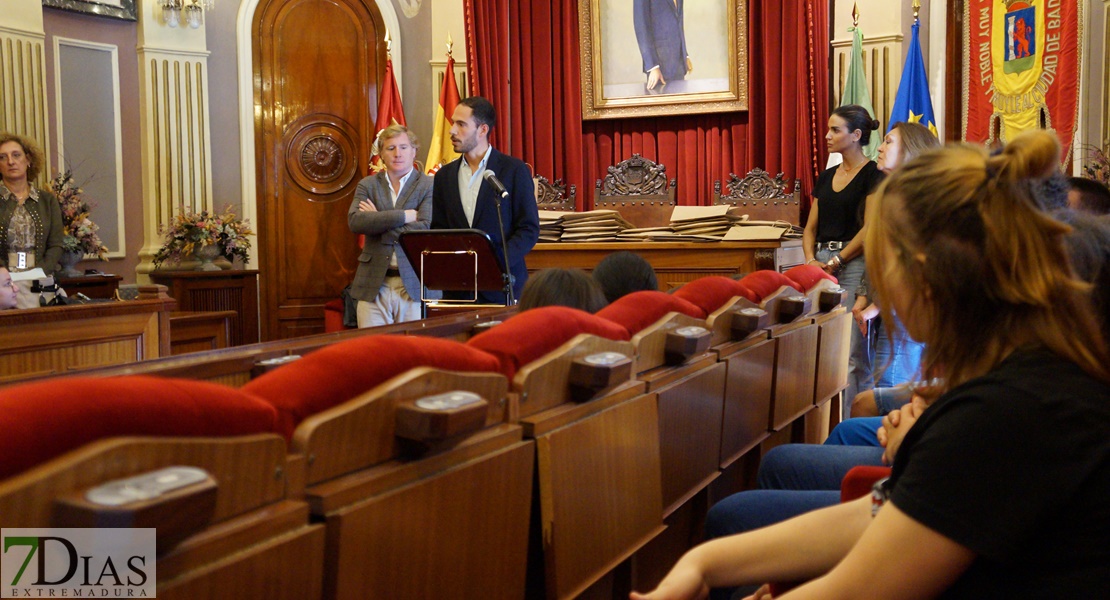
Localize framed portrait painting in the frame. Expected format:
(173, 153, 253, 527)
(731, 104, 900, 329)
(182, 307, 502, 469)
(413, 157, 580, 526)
(580, 0, 748, 120)
(42, 0, 137, 21)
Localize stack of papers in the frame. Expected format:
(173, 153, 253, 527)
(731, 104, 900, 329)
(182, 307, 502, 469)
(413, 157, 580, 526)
(538, 210, 571, 242)
(550, 210, 634, 242)
(723, 217, 803, 241)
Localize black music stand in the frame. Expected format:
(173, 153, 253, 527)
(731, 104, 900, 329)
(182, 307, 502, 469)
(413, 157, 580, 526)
(399, 229, 513, 309)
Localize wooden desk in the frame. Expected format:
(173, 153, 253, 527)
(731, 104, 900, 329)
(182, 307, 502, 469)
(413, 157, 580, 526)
(527, 240, 804, 290)
(0, 290, 176, 385)
(151, 270, 260, 347)
(56, 274, 123, 299)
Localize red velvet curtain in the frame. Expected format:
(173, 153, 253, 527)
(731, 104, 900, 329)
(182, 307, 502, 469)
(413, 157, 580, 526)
(463, 0, 510, 150)
(465, 0, 828, 212)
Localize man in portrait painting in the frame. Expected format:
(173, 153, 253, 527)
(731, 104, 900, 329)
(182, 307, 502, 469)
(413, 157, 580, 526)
(633, 0, 693, 91)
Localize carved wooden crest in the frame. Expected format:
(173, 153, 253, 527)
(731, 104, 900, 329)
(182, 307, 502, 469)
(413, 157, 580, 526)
(597, 154, 675, 196)
(535, 175, 576, 211)
(714, 168, 798, 203)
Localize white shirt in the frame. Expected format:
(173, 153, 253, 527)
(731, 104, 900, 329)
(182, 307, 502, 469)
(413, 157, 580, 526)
(387, 167, 416, 269)
(457, 145, 493, 226)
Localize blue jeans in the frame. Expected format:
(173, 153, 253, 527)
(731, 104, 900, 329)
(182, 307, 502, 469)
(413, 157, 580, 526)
(756, 442, 885, 490)
(823, 417, 883, 447)
(871, 314, 924, 388)
(815, 248, 871, 414)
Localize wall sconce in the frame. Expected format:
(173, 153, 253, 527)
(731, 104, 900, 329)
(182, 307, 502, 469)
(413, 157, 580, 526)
(161, 0, 215, 29)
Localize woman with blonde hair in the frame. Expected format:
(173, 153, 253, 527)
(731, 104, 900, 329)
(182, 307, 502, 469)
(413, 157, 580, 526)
(632, 130, 1110, 599)
(0, 133, 63, 277)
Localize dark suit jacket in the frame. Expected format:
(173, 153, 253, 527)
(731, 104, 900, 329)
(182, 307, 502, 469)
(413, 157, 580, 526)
(431, 148, 540, 304)
(347, 169, 440, 303)
(633, 0, 688, 82)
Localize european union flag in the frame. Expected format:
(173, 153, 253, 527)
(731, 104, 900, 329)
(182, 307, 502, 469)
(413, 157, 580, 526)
(888, 20, 937, 136)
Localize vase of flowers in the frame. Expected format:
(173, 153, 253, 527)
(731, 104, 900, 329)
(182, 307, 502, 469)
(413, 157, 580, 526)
(1081, 144, 1109, 186)
(153, 206, 253, 270)
(51, 171, 109, 276)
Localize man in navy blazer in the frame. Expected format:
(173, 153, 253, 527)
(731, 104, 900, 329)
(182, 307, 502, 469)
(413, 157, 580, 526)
(634, 0, 692, 90)
(431, 96, 539, 304)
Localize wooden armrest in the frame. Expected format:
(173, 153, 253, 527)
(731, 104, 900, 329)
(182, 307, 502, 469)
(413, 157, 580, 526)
(664, 325, 711, 365)
(818, 287, 846, 313)
(568, 351, 634, 402)
(777, 295, 812, 323)
(53, 466, 217, 551)
(731, 306, 770, 340)
(394, 390, 489, 444)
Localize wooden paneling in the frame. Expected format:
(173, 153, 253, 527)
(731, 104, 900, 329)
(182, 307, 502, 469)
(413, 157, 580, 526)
(254, 0, 384, 340)
(719, 338, 776, 468)
(159, 521, 325, 600)
(325, 442, 534, 600)
(152, 270, 260, 346)
(528, 241, 797, 291)
(652, 359, 727, 516)
(169, 311, 234, 355)
(769, 322, 819, 431)
(0, 299, 173, 385)
(534, 394, 665, 600)
(814, 309, 852, 406)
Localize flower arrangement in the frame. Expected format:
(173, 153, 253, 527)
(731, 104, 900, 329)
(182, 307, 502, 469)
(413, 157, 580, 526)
(51, 171, 109, 260)
(153, 205, 253, 268)
(1080, 144, 1109, 186)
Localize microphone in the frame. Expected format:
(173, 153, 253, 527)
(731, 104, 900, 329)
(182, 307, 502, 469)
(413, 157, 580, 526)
(482, 170, 510, 199)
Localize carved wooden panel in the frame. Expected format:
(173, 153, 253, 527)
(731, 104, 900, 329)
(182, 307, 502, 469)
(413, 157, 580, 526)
(254, 0, 384, 340)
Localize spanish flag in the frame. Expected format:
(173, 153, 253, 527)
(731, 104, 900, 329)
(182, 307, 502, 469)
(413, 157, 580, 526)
(369, 58, 406, 174)
(425, 54, 461, 174)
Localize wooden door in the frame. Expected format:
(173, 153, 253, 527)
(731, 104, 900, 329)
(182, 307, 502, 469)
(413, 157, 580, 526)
(253, 0, 384, 340)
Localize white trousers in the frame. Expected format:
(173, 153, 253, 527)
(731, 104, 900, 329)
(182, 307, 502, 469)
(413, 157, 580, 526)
(356, 276, 421, 327)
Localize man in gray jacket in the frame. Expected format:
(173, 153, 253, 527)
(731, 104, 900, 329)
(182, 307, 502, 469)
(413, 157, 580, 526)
(347, 124, 439, 327)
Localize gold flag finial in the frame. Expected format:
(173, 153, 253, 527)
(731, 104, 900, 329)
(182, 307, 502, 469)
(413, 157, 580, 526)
(852, 3, 860, 28)
(912, 0, 920, 22)
(446, 33, 454, 57)
(384, 29, 392, 58)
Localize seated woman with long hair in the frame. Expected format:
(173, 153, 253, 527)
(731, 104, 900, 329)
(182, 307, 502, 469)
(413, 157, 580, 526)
(631, 130, 1110, 599)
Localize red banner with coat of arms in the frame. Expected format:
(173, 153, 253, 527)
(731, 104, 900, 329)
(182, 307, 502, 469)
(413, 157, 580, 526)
(963, 0, 1081, 151)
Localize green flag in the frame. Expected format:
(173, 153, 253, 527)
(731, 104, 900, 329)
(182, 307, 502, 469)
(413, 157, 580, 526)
(840, 27, 880, 161)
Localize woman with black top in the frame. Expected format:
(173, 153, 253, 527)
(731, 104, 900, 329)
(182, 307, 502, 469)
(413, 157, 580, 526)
(802, 105, 885, 407)
(632, 131, 1110, 600)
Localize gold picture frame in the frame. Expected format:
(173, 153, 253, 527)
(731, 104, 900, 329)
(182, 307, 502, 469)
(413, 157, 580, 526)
(580, 0, 748, 120)
(42, 0, 137, 21)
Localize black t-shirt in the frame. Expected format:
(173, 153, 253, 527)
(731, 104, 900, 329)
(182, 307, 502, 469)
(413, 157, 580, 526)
(813, 162, 883, 242)
(889, 350, 1110, 597)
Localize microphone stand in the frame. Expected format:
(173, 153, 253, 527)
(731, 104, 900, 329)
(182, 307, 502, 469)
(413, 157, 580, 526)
(493, 194, 516, 306)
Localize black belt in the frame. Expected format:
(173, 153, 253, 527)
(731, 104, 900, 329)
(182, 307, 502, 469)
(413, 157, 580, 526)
(385, 268, 402, 277)
(815, 241, 846, 251)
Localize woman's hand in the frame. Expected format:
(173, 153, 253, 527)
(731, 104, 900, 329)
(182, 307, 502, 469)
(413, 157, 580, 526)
(877, 396, 928, 464)
(629, 560, 709, 600)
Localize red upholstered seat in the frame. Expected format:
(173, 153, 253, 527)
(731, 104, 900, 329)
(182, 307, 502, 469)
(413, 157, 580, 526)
(839, 465, 891, 502)
(738, 270, 803, 301)
(467, 306, 631, 380)
(0, 376, 280, 480)
(244, 335, 503, 437)
(595, 290, 707, 335)
(672, 276, 759, 313)
(783, 264, 837, 292)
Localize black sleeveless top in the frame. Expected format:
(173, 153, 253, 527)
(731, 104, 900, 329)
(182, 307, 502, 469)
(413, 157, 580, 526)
(813, 162, 884, 243)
